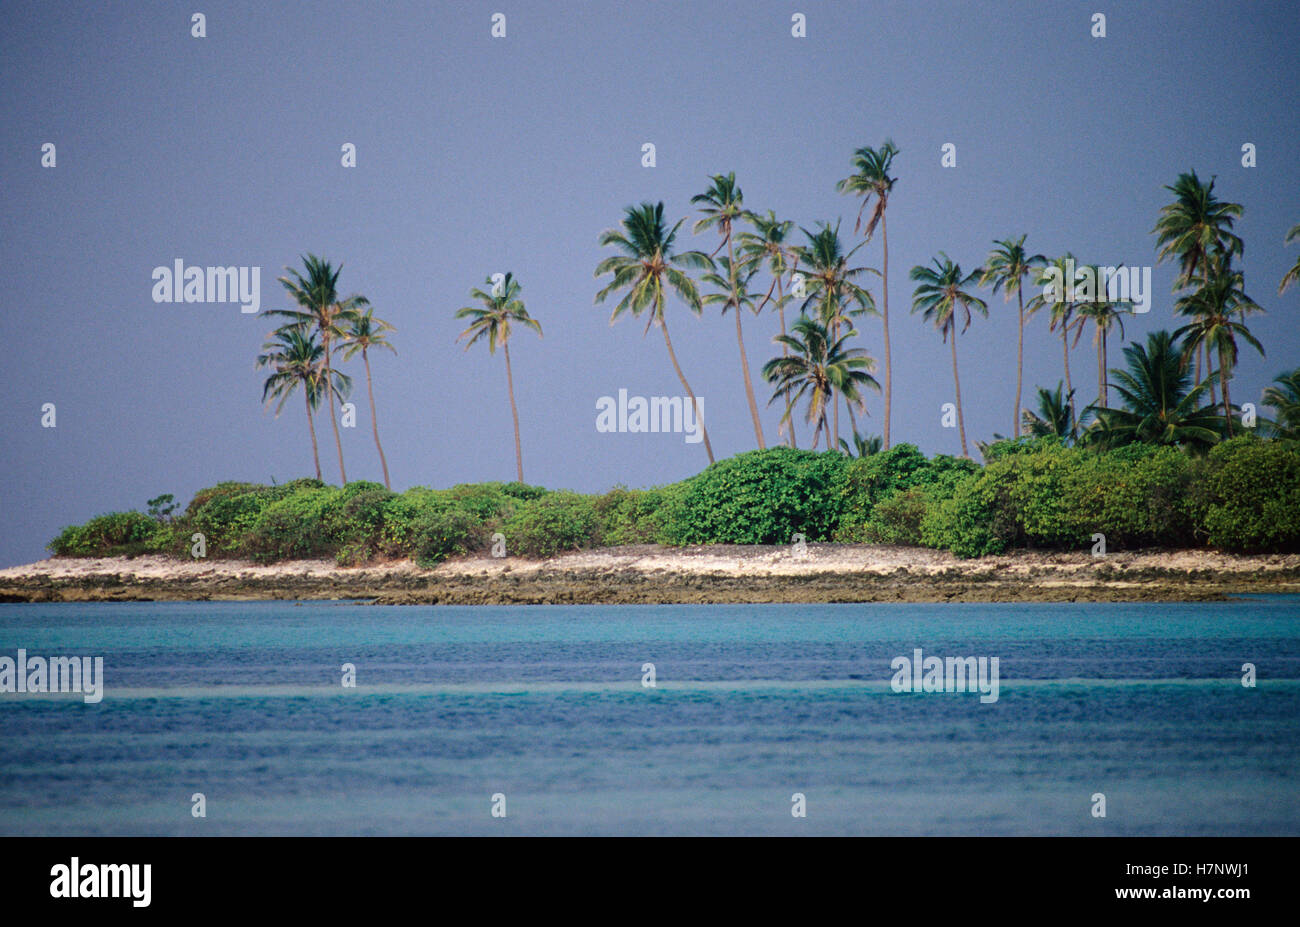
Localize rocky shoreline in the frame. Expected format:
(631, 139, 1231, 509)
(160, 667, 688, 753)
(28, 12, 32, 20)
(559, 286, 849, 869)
(2, 545, 1299, 604)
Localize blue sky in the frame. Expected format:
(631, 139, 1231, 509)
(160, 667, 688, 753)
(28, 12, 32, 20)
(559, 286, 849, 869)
(1, 0, 1297, 566)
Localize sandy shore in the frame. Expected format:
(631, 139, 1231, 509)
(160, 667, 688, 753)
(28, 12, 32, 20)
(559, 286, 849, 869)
(2, 544, 1299, 604)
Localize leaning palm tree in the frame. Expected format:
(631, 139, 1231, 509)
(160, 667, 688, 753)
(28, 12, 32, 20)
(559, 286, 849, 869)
(1172, 260, 1265, 435)
(1028, 254, 1085, 427)
(762, 315, 879, 451)
(339, 308, 397, 490)
(910, 254, 988, 457)
(256, 327, 350, 481)
(836, 140, 899, 448)
(738, 210, 799, 446)
(456, 272, 542, 483)
(979, 235, 1046, 436)
(1280, 224, 1300, 295)
(1153, 171, 1245, 391)
(1262, 368, 1300, 439)
(1021, 382, 1078, 443)
(793, 221, 878, 447)
(693, 173, 764, 448)
(595, 202, 715, 463)
(1090, 330, 1223, 453)
(263, 254, 367, 484)
(1073, 264, 1134, 407)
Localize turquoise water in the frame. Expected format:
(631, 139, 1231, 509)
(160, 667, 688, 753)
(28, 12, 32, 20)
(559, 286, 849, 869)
(1, 599, 1297, 835)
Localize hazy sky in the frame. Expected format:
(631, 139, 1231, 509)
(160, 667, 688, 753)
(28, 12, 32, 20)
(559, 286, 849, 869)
(1, 0, 1297, 566)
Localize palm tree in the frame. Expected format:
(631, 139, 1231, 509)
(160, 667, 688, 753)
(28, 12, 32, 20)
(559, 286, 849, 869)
(839, 432, 883, 457)
(456, 272, 542, 483)
(1028, 255, 1085, 427)
(263, 255, 367, 483)
(837, 140, 899, 448)
(693, 173, 765, 448)
(1074, 264, 1134, 407)
(1090, 330, 1223, 452)
(909, 254, 988, 457)
(979, 235, 1045, 436)
(339, 308, 396, 490)
(1280, 224, 1300, 295)
(1153, 171, 1244, 394)
(595, 202, 715, 463)
(256, 327, 350, 481)
(1262, 368, 1300, 439)
(1172, 260, 1265, 435)
(738, 210, 799, 447)
(762, 316, 879, 450)
(1021, 382, 1078, 443)
(793, 221, 878, 447)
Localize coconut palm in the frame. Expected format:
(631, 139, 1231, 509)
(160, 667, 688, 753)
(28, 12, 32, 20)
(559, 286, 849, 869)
(738, 210, 799, 446)
(979, 235, 1046, 436)
(693, 173, 765, 448)
(762, 315, 879, 451)
(837, 140, 899, 448)
(1280, 224, 1300, 295)
(1172, 260, 1265, 435)
(1089, 330, 1223, 453)
(1153, 171, 1244, 392)
(1027, 255, 1085, 427)
(792, 221, 878, 446)
(1021, 382, 1078, 443)
(262, 255, 366, 483)
(1073, 264, 1134, 407)
(339, 308, 396, 490)
(595, 202, 715, 463)
(839, 432, 883, 457)
(1262, 368, 1300, 439)
(909, 254, 987, 457)
(456, 272, 542, 483)
(256, 327, 350, 481)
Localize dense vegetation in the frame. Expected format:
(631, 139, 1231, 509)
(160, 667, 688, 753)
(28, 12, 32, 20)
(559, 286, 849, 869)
(49, 435, 1300, 563)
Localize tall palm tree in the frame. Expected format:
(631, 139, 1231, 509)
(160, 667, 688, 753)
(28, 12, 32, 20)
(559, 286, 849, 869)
(1262, 368, 1300, 439)
(979, 235, 1045, 436)
(339, 308, 396, 490)
(256, 327, 350, 481)
(1028, 254, 1085, 427)
(1090, 330, 1223, 452)
(738, 210, 799, 447)
(693, 173, 764, 448)
(1172, 260, 1265, 435)
(456, 272, 542, 483)
(595, 202, 715, 463)
(793, 221, 877, 447)
(1153, 171, 1244, 393)
(836, 140, 899, 448)
(1280, 223, 1300, 295)
(263, 255, 367, 484)
(762, 316, 879, 451)
(1021, 382, 1078, 443)
(910, 254, 987, 457)
(1073, 264, 1134, 407)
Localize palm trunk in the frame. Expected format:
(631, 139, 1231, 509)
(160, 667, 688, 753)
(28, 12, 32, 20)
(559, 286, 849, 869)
(881, 213, 892, 449)
(1220, 344, 1234, 437)
(951, 331, 968, 458)
(659, 313, 714, 464)
(323, 329, 347, 484)
(503, 340, 524, 482)
(362, 347, 391, 490)
(1062, 323, 1075, 431)
(726, 234, 764, 449)
(832, 315, 840, 449)
(1101, 328, 1109, 407)
(1014, 287, 1024, 437)
(304, 389, 322, 481)
(1097, 327, 1105, 407)
(779, 273, 796, 448)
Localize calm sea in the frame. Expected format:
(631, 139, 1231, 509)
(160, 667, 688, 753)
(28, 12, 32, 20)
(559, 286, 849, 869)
(1, 599, 1297, 835)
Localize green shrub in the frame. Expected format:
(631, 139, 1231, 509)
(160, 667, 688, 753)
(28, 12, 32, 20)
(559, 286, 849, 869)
(1061, 444, 1195, 548)
(49, 511, 159, 557)
(593, 486, 666, 545)
(1200, 437, 1300, 551)
(659, 447, 850, 545)
(835, 444, 977, 543)
(504, 491, 600, 558)
(241, 488, 341, 562)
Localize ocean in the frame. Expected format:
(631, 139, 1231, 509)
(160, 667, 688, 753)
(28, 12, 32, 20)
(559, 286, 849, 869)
(1, 599, 1297, 835)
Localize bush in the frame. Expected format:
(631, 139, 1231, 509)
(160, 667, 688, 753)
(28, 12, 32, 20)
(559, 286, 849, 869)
(1061, 444, 1196, 548)
(1199, 437, 1300, 551)
(49, 511, 159, 557)
(836, 444, 977, 543)
(659, 447, 850, 545)
(593, 486, 667, 545)
(504, 491, 600, 558)
(242, 488, 341, 562)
